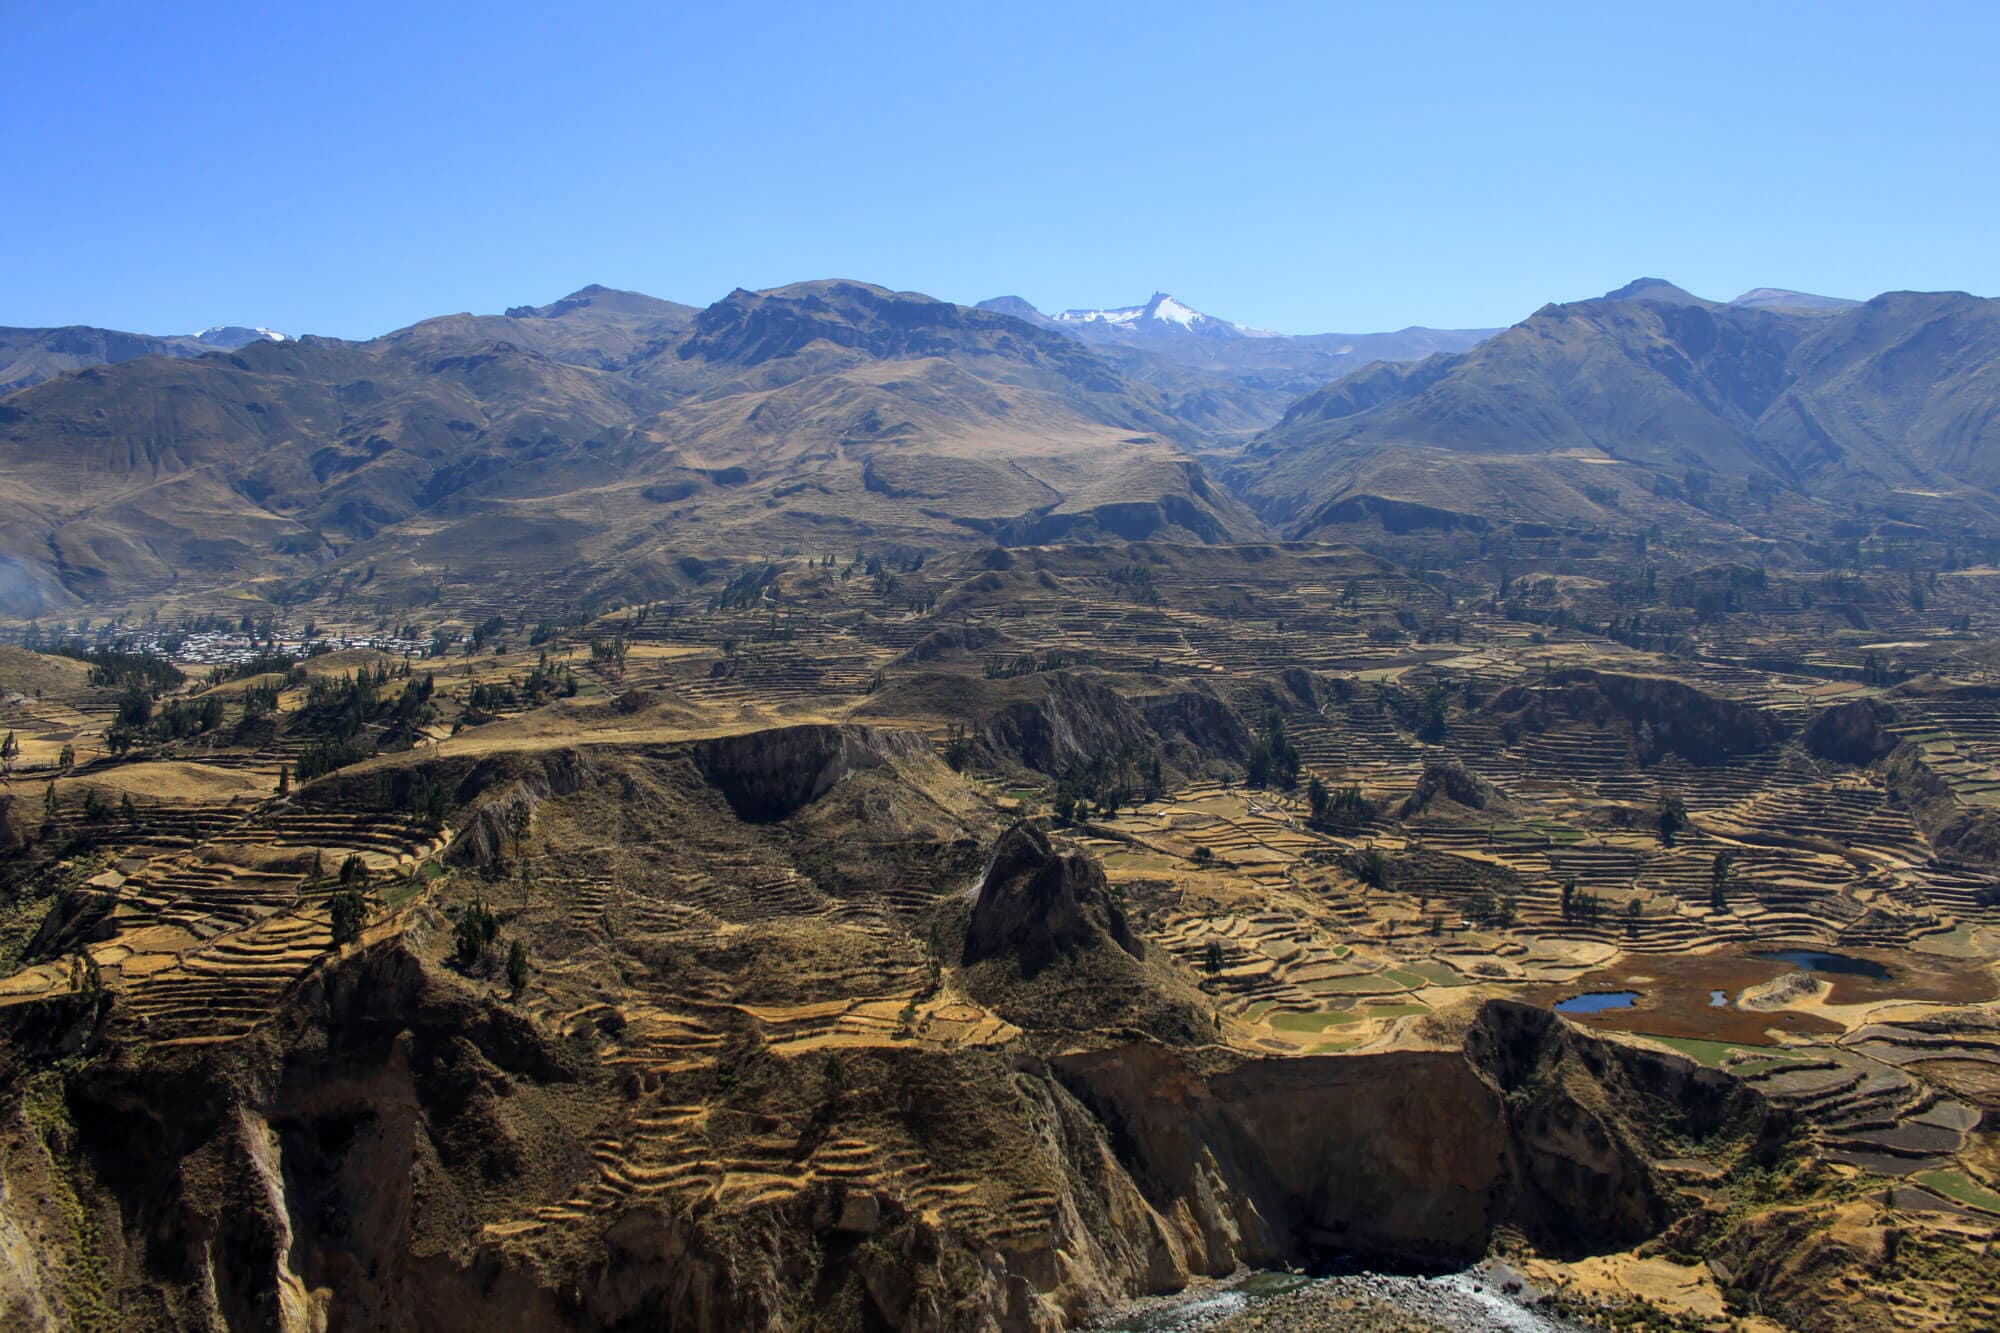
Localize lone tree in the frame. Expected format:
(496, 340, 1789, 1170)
(506, 800, 533, 864)
(1710, 850, 1734, 912)
(1203, 940, 1227, 974)
(821, 1050, 850, 1099)
(0, 730, 17, 779)
(506, 800, 535, 910)
(1657, 792, 1688, 848)
(1559, 875, 1578, 921)
(505, 938, 529, 994)
(329, 889, 366, 947)
(68, 950, 103, 996)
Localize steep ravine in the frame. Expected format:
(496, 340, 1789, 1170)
(1054, 1000, 1782, 1277)
(0, 936, 1786, 1331)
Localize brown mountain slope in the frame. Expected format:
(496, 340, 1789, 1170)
(975, 294, 1500, 433)
(0, 325, 284, 397)
(0, 282, 1258, 614)
(1241, 292, 1808, 530)
(1240, 285, 2000, 545)
(416, 283, 700, 370)
(1758, 290, 2000, 492)
(0, 331, 652, 605)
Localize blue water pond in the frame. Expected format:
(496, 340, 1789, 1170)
(1554, 990, 1640, 1014)
(1751, 949, 1891, 980)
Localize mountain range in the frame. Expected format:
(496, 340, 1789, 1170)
(1, 274, 1997, 616)
(0, 323, 287, 396)
(977, 292, 1498, 431)
(1241, 281, 2000, 547)
(0, 281, 1250, 614)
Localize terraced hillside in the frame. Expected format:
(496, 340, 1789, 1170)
(2, 538, 1998, 1332)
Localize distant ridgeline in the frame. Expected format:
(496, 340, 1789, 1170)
(0, 277, 1998, 620)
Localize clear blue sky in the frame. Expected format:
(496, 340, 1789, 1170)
(8, 1, 1997, 339)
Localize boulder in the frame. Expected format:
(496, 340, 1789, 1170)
(1804, 698, 1899, 765)
(1398, 757, 1502, 818)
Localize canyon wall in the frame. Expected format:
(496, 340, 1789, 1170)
(0, 946, 1783, 1331)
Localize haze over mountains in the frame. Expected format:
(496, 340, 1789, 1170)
(1, 273, 1997, 617)
(977, 291, 1499, 430)
(0, 322, 288, 396)
(0, 281, 1251, 615)
(1244, 280, 2000, 548)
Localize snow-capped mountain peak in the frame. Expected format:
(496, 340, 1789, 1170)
(1050, 292, 1275, 339)
(194, 325, 290, 348)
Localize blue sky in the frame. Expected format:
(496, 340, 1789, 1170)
(8, 1, 1997, 339)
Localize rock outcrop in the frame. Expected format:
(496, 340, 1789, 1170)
(1487, 668, 1787, 765)
(1804, 697, 1901, 765)
(1057, 1001, 1784, 1272)
(692, 724, 931, 822)
(905, 669, 1250, 779)
(444, 747, 594, 867)
(1885, 741, 2000, 865)
(1397, 757, 1503, 818)
(963, 822, 1142, 975)
(0, 945, 1789, 1333)
(892, 623, 1012, 666)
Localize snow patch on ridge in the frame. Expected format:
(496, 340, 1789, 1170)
(195, 325, 290, 344)
(1051, 292, 1277, 338)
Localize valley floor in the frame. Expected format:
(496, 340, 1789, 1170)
(2, 541, 1998, 1330)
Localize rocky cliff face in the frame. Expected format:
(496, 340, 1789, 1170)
(859, 667, 1251, 788)
(0, 768, 1794, 1333)
(0, 961, 1785, 1332)
(955, 826, 1210, 1046)
(1056, 1001, 1783, 1275)
(442, 747, 596, 867)
(1885, 740, 2000, 865)
(1487, 668, 1787, 766)
(969, 671, 1249, 779)
(693, 724, 934, 822)
(1803, 697, 1901, 766)
(0, 945, 603, 1331)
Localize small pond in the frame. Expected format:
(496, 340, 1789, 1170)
(1554, 990, 1640, 1014)
(1752, 949, 1891, 980)
(1709, 989, 1730, 1007)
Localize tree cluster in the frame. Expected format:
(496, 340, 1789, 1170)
(1306, 776, 1373, 830)
(1244, 710, 1300, 790)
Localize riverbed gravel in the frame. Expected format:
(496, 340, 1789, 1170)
(1210, 1271, 1593, 1333)
(1098, 1264, 1596, 1333)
